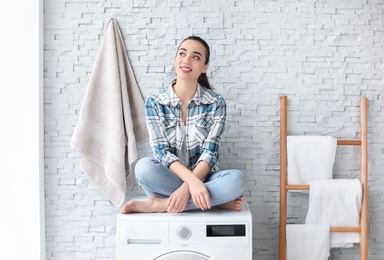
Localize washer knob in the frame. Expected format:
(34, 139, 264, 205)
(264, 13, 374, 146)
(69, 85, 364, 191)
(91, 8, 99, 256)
(177, 226, 192, 240)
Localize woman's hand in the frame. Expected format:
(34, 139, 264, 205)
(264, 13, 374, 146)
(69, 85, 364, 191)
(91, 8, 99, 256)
(167, 183, 190, 213)
(187, 177, 211, 210)
(168, 160, 211, 211)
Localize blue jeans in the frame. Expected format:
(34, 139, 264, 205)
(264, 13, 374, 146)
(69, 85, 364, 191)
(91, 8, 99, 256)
(134, 157, 246, 211)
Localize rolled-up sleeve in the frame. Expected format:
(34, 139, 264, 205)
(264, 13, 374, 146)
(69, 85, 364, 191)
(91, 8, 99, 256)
(145, 96, 179, 167)
(197, 97, 226, 169)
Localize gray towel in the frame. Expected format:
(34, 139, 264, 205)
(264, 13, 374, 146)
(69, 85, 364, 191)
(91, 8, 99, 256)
(71, 18, 148, 207)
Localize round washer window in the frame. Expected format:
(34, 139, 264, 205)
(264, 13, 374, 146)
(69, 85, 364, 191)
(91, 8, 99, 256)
(154, 250, 211, 260)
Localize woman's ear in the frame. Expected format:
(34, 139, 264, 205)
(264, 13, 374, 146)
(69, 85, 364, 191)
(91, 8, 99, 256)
(203, 63, 209, 73)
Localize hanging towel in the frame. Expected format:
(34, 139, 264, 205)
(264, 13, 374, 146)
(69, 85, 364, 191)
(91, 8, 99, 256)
(287, 136, 337, 186)
(305, 179, 362, 248)
(286, 224, 330, 260)
(71, 18, 148, 207)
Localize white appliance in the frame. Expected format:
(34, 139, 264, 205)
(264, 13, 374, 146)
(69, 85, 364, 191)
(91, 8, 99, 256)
(117, 198, 253, 260)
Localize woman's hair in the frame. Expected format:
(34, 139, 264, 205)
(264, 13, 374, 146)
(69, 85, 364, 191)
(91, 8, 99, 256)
(173, 36, 212, 90)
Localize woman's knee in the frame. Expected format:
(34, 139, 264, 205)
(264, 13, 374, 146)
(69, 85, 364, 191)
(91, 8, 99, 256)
(210, 169, 246, 192)
(134, 157, 157, 180)
(231, 170, 246, 199)
(229, 169, 246, 193)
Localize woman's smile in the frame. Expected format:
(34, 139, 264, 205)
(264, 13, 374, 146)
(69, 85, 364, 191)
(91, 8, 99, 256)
(180, 65, 192, 73)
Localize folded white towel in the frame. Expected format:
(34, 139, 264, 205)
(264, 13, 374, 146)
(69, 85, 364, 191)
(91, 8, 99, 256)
(306, 179, 362, 248)
(287, 136, 337, 186)
(71, 19, 148, 207)
(287, 224, 330, 260)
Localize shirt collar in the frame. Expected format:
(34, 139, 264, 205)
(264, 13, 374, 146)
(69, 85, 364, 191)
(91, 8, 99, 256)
(161, 84, 216, 107)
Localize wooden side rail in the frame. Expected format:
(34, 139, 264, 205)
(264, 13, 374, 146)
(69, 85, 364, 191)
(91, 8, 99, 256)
(279, 96, 288, 260)
(360, 96, 369, 260)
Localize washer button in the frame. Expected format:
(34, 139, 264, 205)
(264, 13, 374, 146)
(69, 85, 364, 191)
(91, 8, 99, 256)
(177, 226, 192, 240)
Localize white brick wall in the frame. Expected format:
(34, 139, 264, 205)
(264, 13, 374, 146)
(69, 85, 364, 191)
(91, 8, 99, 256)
(44, 0, 384, 259)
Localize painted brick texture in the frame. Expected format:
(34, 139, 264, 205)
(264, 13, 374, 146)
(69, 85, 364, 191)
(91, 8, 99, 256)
(44, 0, 384, 259)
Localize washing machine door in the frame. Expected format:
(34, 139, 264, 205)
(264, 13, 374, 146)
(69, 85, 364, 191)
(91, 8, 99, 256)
(154, 250, 214, 260)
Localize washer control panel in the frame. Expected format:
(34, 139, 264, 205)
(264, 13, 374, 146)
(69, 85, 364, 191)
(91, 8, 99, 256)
(169, 222, 249, 245)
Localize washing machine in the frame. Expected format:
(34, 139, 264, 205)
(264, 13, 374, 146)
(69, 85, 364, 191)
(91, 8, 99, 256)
(117, 198, 252, 260)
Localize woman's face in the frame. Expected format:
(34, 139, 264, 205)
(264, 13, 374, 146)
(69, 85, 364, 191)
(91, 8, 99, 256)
(174, 39, 209, 83)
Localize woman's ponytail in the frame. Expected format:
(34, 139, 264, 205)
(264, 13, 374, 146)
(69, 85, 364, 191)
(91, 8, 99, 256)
(198, 73, 211, 90)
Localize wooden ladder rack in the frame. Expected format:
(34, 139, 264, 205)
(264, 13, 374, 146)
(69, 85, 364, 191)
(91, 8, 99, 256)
(279, 96, 368, 260)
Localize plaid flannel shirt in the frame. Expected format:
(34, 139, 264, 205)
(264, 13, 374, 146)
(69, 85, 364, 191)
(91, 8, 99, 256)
(145, 84, 226, 171)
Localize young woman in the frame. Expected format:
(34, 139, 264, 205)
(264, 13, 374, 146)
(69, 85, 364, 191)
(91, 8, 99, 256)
(121, 36, 246, 213)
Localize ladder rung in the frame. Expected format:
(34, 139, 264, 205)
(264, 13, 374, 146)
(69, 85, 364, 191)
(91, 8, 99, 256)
(330, 227, 361, 232)
(337, 140, 361, 145)
(286, 184, 309, 190)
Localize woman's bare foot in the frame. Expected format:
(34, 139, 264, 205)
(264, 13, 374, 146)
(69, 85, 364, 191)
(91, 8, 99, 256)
(217, 195, 245, 211)
(121, 196, 168, 214)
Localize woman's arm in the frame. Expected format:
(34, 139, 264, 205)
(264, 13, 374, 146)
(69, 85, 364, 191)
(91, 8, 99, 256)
(145, 96, 179, 166)
(196, 96, 226, 170)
